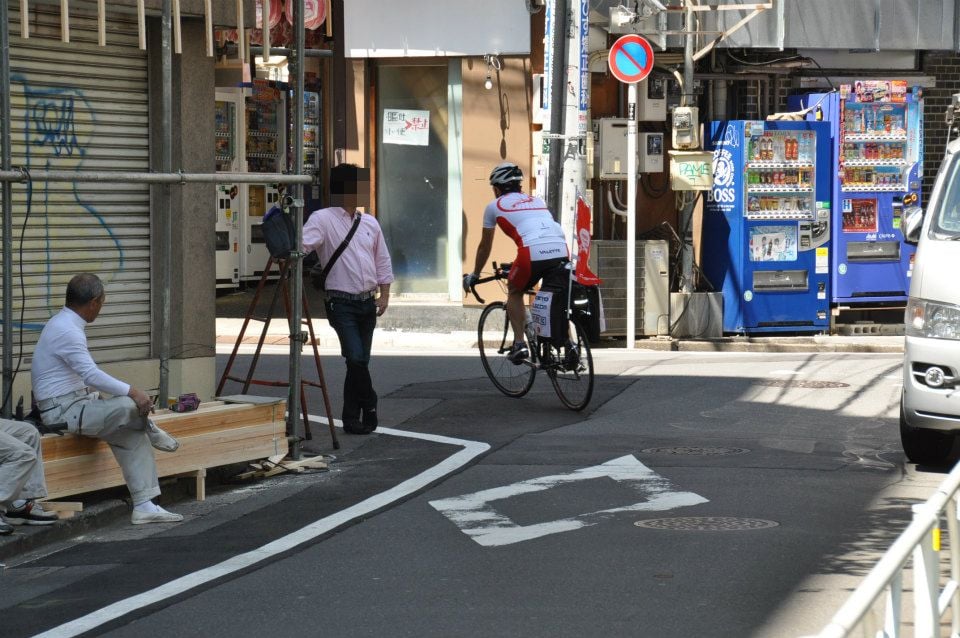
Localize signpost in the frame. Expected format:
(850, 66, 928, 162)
(608, 35, 654, 349)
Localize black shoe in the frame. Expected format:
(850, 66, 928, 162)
(361, 406, 378, 432)
(506, 342, 529, 365)
(0, 517, 12, 535)
(343, 419, 370, 435)
(5, 500, 57, 526)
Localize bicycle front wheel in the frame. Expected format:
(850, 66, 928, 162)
(545, 317, 594, 411)
(478, 302, 536, 398)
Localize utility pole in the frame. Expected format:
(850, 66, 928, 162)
(545, 0, 568, 221)
(679, 0, 696, 293)
(546, 0, 590, 232)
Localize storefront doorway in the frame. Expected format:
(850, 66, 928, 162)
(376, 63, 461, 297)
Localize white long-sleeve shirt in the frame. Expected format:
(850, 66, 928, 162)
(31, 307, 130, 401)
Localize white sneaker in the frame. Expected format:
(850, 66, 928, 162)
(146, 419, 180, 452)
(131, 506, 184, 525)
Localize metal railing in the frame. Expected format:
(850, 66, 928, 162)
(809, 462, 960, 638)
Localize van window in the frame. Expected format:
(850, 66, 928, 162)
(935, 155, 960, 237)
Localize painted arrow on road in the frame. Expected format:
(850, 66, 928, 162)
(430, 455, 708, 547)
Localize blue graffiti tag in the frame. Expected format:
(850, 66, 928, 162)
(11, 75, 124, 319)
(29, 93, 82, 157)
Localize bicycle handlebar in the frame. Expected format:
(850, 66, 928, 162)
(466, 261, 512, 305)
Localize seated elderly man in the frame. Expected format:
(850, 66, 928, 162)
(31, 273, 183, 525)
(0, 418, 58, 534)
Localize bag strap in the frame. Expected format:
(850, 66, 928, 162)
(318, 212, 363, 290)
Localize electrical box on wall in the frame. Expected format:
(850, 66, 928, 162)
(637, 77, 667, 121)
(639, 133, 664, 173)
(672, 106, 700, 150)
(596, 118, 630, 180)
(596, 119, 666, 178)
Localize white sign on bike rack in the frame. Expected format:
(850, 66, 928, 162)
(530, 291, 555, 339)
(430, 455, 708, 547)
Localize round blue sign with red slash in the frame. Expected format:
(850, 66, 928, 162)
(608, 34, 655, 84)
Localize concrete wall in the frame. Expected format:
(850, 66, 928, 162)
(148, 17, 217, 402)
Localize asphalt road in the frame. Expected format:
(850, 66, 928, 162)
(1, 346, 947, 638)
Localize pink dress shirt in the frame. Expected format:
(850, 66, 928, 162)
(302, 206, 394, 295)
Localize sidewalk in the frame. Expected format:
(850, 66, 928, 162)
(215, 317, 906, 354)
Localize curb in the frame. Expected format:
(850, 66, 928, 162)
(0, 498, 129, 563)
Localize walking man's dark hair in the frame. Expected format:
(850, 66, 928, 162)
(330, 163, 370, 195)
(66, 273, 104, 308)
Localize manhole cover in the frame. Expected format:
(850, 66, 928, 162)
(640, 446, 749, 456)
(755, 379, 850, 389)
(634, 517, 779, 531)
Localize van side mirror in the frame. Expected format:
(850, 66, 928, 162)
(903, 206, 924, 245)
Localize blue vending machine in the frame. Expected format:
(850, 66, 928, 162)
(791, 81, 922, 304)
(703, 120, 832, 334)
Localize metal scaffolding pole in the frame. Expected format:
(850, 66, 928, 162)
(160, 0, 173, 407)
(288, 0, 306, 460)
(1, 1, 13, 418)
(0, 170, 312, 185)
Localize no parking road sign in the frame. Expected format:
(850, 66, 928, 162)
(608, 34, 655, 84)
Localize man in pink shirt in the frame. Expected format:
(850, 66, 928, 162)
(303, 164, 394, 435)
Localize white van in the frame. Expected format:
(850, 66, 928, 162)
(900, 137, 960, 465)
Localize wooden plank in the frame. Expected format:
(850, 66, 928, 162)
(41, 402, 285, 459)
(38, 501, 83, 519)
(40, 402, 288, 501)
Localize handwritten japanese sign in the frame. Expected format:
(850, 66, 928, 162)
(383, 109, 430, 146)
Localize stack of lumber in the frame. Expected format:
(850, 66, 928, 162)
(40, 399, 288, 501)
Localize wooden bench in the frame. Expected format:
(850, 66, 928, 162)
(40, 398, 288, 505)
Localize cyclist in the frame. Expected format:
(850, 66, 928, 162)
(463, 162, 569, 364)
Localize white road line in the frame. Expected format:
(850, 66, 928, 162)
(34, 420, 490, 638)
(431, 455, 708, 547)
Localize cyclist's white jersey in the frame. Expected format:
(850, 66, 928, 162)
(482, 191, 567, 257)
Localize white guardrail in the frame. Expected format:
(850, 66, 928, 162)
(807, 462, 960, 638)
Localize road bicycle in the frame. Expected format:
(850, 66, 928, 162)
(467, 261, 595, 411)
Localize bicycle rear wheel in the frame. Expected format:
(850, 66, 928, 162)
(545, 317, 594, 411)
(478, 302, 536, 398)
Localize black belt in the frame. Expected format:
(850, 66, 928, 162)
(326, 289, 376, 301)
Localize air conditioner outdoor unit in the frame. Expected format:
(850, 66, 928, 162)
(587, 240, 670, 337)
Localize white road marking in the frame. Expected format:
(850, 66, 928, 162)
(771, 370, 802, 375)
(430, 455, 708, 547)
(34, 419, 490, 638)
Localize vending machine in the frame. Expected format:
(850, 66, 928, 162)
(790, 81, 922, 304)
(300, 90, 323, 213)
(240, 80, 286, 282)
(214, 90, 242, 289)
(703, 120, 833, 334)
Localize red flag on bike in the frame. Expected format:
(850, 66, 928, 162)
(574, 196, 602, 286)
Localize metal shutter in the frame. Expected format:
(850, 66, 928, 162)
(2, 7, 151, 367)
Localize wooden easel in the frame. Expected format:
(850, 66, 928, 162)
(217, 256, 340, 450)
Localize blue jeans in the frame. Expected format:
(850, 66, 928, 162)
(325, 297, 378, 421)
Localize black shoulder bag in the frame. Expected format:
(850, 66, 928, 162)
(310, 213, 362, 292)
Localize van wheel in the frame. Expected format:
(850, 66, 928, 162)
(900, 400, 954, 465)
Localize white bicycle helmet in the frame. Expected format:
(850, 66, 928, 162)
(489, 162, 523, 186)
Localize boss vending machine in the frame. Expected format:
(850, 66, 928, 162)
(791, 81, 922, 305)
(703, 120, 832, 334)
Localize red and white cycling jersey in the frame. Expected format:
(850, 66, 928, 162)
(482, 192, 567, 259)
